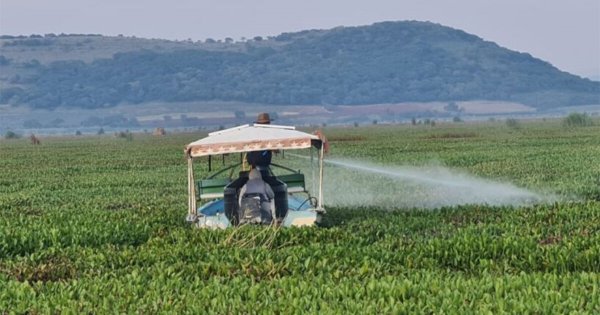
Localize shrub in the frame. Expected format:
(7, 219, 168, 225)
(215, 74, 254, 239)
(4, 130, 21, 139)
(563, 113, 593, 127)
(115, 130, 133, 141)
(505, 118, 520, 129)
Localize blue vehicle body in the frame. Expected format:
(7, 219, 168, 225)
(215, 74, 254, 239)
(199, 194, 311, 216)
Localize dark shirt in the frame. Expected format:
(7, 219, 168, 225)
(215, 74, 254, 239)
(247, 150, 272, 167)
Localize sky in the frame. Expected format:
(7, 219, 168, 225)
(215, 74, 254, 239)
(1, 0, 599, 80)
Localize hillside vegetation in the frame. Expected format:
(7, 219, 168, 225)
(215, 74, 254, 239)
(1, 21, 598, 110)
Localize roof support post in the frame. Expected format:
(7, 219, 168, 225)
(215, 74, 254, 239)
(317, 144, 324, 210)
(311, 147, 315, 198)
(188, 156, 197, 217)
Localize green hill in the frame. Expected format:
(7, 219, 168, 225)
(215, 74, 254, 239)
(0, 21, 598, 110)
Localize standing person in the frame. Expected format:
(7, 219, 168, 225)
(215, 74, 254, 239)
(238, 168, 275, 224)
(247, 113, 273, 170)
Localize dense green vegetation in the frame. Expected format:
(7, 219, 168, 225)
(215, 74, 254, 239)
(1, 120, 599, 313)
(563, 112, 595, 128)
(1, 21, 598, 109)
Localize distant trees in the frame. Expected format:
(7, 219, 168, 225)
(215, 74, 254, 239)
(444, 102, 463, 113)
(3, 39, 54, 47)
(81, 115, 137, 127)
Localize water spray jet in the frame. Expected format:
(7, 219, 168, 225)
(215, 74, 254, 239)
(288, 153, 554, 209)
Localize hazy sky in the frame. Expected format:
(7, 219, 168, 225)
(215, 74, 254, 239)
(1, 0, 599, 79)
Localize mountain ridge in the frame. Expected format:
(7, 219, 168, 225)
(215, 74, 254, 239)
(1, 21, 598, 110)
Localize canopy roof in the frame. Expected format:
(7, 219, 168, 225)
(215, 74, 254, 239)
(185, 124, 321, 158)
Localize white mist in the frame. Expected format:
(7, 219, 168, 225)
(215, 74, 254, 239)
(288, 153, 554, 209)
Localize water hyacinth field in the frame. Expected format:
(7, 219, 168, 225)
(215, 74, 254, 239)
(1, 119, 599, 313)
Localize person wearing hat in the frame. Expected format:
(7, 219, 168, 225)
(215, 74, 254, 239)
(255, 112, 271, 124)
(247, 113, 273, 170)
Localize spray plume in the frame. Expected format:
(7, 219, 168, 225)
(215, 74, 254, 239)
(287, 153, 555, 209)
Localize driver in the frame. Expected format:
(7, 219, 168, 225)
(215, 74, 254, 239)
(247, 113, 274, 172)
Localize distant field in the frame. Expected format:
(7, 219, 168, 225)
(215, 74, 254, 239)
(3, 100, 591, 134)
(1, 120, 599, 313)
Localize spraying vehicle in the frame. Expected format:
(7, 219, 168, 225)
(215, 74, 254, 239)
(184, 123, 327, 229)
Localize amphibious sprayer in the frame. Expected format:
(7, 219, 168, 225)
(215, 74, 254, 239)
(184, 123, 327, 229)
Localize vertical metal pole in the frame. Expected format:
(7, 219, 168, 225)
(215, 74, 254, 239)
(188, 157, 196, 216)
(208, 155, 212, 172)
(188, 157, 191, 214)
(317, 144, 324, 209)
(311, 147, 315, 197)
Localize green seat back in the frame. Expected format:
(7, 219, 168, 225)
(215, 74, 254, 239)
(277, 173, 305, 193)
(197, 178, 231, 198)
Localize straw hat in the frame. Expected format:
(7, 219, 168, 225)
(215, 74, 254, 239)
(255, 113, 272, 124)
